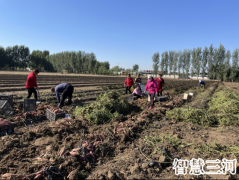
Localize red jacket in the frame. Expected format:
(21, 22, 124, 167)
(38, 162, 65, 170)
(25, 72, 37, 89)
(124, 77, 134, 87)
(155, 78, 164, 91)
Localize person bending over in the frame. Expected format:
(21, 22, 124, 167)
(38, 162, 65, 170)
(198, 80, 205, 89)
(51, 83, 74, 108)
(132, 85, 143, 99)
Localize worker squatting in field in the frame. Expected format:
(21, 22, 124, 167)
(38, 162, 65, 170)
(51, 83, 74, 108)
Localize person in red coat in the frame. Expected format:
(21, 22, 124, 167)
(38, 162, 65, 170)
(155, 74, 165, 96)
(124, 74, 134, 94)
(25, 69, 39, 101)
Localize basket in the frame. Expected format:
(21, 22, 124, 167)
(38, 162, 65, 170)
(155, 95, 168, 102)
(46, 108, 65, 122)
(24, 99, 36, 112)
(0, 119, 15, 136)
(0, 94, 13, 107)
(0, 100, 14, 116)
(127, 95, 137, 102)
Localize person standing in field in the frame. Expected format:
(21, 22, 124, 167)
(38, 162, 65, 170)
(51, 83, 74, 108)
(145, 75, 158, 109)
(25, 69, 40, 103)
(124, 74, 134, 94)
(156, 74, 165, 96)
(135, 74, 142, 85)
(198, 80, 206, 89)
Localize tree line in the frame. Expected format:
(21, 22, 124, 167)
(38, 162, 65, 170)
(0, 45, 111, 75)
(152, 44, 239, 82)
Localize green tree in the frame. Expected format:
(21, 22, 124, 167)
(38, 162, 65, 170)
(168, 50, 174, 75)
(178, 51, 183, 77)
(191, 48, 196, 77)
(152, 52, 160, 75)
(223, 50, 231, 81)
(208, 44, 214, 79)
(202, 47, 209, 79)
(173, 51, 178, 78)
(133, 64, 139, 74)
(164, 51, 169, 75)
(160, 52, 165, 75)
(230, 49, 239, 82)
(217, 44, 226, 80)
(195, 47, 202, 79)
(185, 49, 191, 78)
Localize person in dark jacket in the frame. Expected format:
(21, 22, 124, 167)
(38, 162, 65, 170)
(124, 74, 134, 94)
(25, 69, 40, 102)
(51, 83, 74, 108)
(198, 80, 206, 89)
(155, 74, 165, 96)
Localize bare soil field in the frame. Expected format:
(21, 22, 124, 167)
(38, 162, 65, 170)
(0, 75, 238, 180)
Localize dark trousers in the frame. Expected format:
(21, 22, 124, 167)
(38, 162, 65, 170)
(149, 93, 155, 107)
(60, 84, 74, 106)
(125, 86, 132, 94)
(27, 88, 37, 100)
(133, 93, 142, 99)
(157, 91, 162, 96)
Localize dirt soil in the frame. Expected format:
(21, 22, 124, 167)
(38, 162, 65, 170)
(1, 79, 239, 180)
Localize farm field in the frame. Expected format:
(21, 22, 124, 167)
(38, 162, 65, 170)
(1, 75, 239, 180)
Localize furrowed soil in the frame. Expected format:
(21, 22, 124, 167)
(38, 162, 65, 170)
(1, 77, 239, 180)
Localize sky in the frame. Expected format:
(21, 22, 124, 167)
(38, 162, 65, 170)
(0, 0, 238, 70)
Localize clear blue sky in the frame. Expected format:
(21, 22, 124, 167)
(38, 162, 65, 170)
(0, 0, 238, 70)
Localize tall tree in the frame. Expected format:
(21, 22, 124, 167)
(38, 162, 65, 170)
(178, 51, 183, 76)
(160, 52, 165, 75)
(217, 44, 226, 80)
(133, 64, 139, 74)
(191, 48, 197, 77)
(164, 51, 169, 75)
(208, 44, 214, 79)
(223, 50, 231, 81)
(202, 47, 209, 79)
(152, 52, 160, 75)
(195, 47, 202, 79)
(168, 51, 174, 75)
(185, 49, 191, 78)
(0, 46, 6, 69)
(230, 49, 239, 82)
(173, 51, 178, 78)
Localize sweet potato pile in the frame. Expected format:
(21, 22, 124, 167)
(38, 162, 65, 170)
(50, 107, 63, 114)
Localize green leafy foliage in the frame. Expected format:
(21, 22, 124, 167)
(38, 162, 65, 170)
(74, 91, 129, 124)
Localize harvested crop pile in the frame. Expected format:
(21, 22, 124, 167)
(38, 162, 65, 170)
(74, 91, 129, 124)
(50, 107, 64, 114)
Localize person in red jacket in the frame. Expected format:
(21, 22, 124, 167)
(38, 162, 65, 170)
(25, 69, 39, 101)
(155, 74, 165, 96)
(124, 74, 134, 94)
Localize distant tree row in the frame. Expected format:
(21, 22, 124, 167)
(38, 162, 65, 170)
(0, 45, 111, 75)
(152, 44, 239, 82)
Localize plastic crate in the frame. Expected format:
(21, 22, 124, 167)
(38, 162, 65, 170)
(0, 94, 13, 107)
(46, 108, 65, 122)
(24, 99, 36, 112)
(155, 95, 168, 102)
(0, 119, 15, 136)
(127, 95, 137, 102)
(0, 100, 14, 116)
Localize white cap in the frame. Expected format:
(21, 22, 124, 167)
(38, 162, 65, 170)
(199, 80, 201, 82)
(148, 75, 152, 79)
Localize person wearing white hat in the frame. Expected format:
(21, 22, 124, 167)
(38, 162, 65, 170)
(198, 80, 205, 89)
(145, 75, 158, 109)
